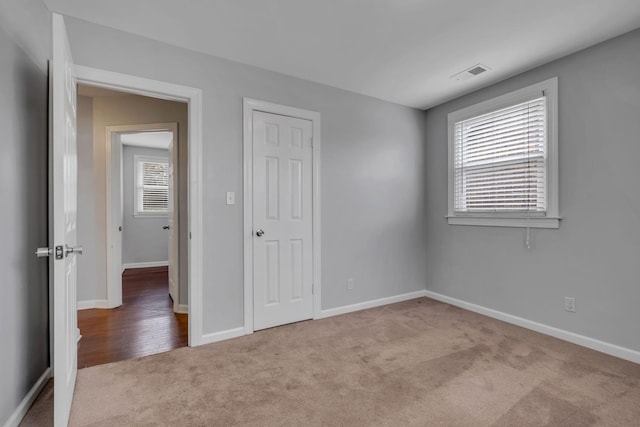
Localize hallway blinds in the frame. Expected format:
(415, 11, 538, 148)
(135, 156, 169, 214)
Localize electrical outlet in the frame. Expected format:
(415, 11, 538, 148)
(347, 278, 354, 291)
(226, 191, 235, 205)
(564, 297, 576, 313)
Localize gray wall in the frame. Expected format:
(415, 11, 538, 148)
(0, 0, 50, 424)
(122, 145, 170, 265)
(64, 17, 428, 334)
(77, 95, 99, 301)
(425, 28, 640, 352)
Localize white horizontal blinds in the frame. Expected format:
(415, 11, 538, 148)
(454, 96, 547, 213)
(136, 159, 169, 213)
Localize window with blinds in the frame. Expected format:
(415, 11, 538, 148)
(454, 97, 546, 213)
(447, 77, 559, 228)
(135, 156, 169, 215)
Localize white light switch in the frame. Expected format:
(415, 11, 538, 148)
(226, 192, 235, 205)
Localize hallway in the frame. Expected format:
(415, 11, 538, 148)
(77, 267, 187, 368)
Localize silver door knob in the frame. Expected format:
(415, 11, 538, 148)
(65, 245, 83, 256)
(163, 225, 170, 230)
(256, 229, 265, 237)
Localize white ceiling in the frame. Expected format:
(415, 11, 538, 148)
(120, 131, 172, 150)
(44, 0, 640, 109)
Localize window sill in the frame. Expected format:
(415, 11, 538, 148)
(446, 216, 560, 229)
(133, 213, 169, 219)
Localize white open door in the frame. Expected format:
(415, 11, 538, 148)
(108, 131, 123, 308)
(52, 13, 79, 427)
(168, 133, 179, 308)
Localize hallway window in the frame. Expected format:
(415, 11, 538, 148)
(134, 155, 169, 216)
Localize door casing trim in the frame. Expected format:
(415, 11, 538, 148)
(242, 98, 322, 334)
(105, 122, 179, 312)
(75, 64, 204, 346)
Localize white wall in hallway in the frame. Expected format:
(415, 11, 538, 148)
(75, 92, 188, 305)
(77, 95, 101, 301)
(121, 145, 170, 266)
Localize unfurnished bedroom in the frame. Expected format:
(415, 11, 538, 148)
(1, 1, 639, 426)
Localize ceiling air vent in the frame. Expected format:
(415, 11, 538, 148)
(451, 64, 490, 81)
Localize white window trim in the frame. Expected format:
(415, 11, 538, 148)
(133, 154, 169, 218)
(447, 77, 560, 228)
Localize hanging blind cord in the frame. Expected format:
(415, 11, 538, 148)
(524, 90, 545, 249)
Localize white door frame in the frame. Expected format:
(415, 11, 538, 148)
(75, 65, 204, 346)
(242, 98, 322, 334)
(105, 122, 179, 312)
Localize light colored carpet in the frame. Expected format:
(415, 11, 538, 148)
(21, 298, 640, 426)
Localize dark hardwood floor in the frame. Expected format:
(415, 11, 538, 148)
(77, 266, 188, 368)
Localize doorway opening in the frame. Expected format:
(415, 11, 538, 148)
(75, 85, 188, 367)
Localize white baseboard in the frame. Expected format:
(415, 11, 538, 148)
(197, 290, 427, 347)
(424, 290, 640, 364)
(3, 367, 51, 427)
(316, 290, 427, 319)
(199, 327, 245, 346)
(77, 299, 108, 310)
(175, 304, 188, 314)
(197, 289, 426, 347)
(122, 261, 169, 271)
